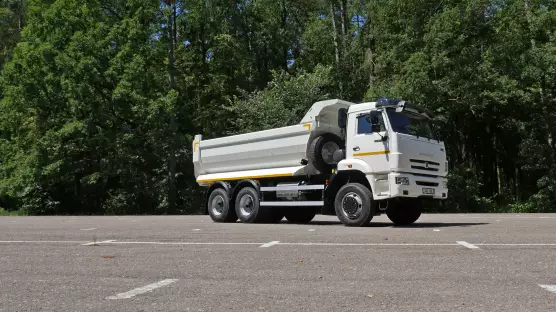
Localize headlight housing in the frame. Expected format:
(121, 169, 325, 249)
(442, 180, 448, 189)
(395, 177, 410, 185)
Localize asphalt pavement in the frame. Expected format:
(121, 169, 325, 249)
(0, 214, 555, 311)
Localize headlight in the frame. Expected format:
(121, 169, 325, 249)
(442, 181, 448, 189)
(395, 177, 410, 185)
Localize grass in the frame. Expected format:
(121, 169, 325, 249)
(0, 208, 27, 216)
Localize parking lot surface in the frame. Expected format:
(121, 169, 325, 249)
(0, 214, 555, 311)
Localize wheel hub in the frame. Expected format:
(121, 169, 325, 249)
(341, 192, 362, 220)
(239, 194, 254, 217)
(321, 141, 340, 165)
(211, 195, 225, 216)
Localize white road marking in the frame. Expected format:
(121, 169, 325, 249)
(433, 229, 440, 232)
(285, 243, 457, 246)
(107, 279, 178, 300)
(192, 229, 201, 231)
(260, 241, 280, 248)
(1, 240, 555, 248)
(82, 240, 116, 246)
(80, 228, 97, 231)
(131, 220, 138, 222)
(476, 243, 556, 246)
(0, 240, 88, 244)
(456, 241, 480, 249)
(539, 284, 556, 294)
(308, 229, 315, 232)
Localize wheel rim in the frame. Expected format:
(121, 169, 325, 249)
(238, 194, 254, 217)
(341, 192, 363, 220)
(321, 141, 340, 165)
(211, 195, 225, 216)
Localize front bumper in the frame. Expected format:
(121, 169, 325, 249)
(389, 172, 448, 199)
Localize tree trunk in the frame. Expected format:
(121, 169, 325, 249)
(166, 3, 178, 214)
(281, 0, 288, 70)
(330, 1, 340, 66)
(340, 0, 348, 37)
(18, 0, 24, 31)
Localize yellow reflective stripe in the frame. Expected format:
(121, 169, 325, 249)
(353, 150, 390, 157)
(198, 173, 293, 183)
(194, 142, 199, 152)
(303, 123, 311, 131)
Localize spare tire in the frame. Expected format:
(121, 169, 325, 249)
(307, 134, 344, 173)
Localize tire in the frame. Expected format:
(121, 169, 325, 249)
(334, 183, 374, 227)
(207, 188, 237, 223)
(386, 199, 422, 225)
(284, 207, 316, 224)
(307, 134, 344, 173)
(234, 187, 267, 223)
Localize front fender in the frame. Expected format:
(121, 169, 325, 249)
(337, 159, 373, 174)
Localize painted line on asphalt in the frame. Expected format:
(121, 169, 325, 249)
(456, 241, 480, 250)
(0, 240, 88, 244)
(282, 243, 457, 246)
(476, 243, 556, 246)
(308, 229, 315, 232)
(107, 279, 178, 300)
(192, 229, 201, 231)
(82, 240, 116, 246)
(80, 228, 97, 231)
(1, 240, 556, 248)
(433, 229, 440, 232)
(539, 284, 556, 294)
(260, 241, 280, 248)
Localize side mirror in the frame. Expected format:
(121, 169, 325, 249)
(369, 111, 382, 133)
(337, 108, 347, 129)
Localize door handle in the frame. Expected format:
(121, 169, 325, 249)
(353, 146, 360, 151)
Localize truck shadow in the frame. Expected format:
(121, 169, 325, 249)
(285, 220, 490, 228)
(369, 222, 490, 228)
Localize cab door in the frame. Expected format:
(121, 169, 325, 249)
(346, 110, 390, 174)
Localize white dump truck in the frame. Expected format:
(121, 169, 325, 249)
(192, 98, 448, 226)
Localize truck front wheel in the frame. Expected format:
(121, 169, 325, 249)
(235, 187, 267, 223)
(334, 183, 375, 227)
(386, 199, 422, 225)
(208, 188, 237, 223)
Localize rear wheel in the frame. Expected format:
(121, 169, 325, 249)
(284, 207, 316, 224)
(207, 188, 237, 223)
(334, 183, 374, 227)
(235, 187, 267, 223)
(386, 199, 422, 225)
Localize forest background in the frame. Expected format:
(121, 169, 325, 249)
(1, 0, 555, 215)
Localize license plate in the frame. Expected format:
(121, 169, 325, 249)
(422, 188, 435, 195)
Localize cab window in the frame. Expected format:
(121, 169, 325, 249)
(357, 113, 385, 134)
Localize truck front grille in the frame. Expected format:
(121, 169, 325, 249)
(411, 165, 438, 172)
(410, 159, 439, 172)
(410, 159, 440, 166)
(416, 181, 439, 187)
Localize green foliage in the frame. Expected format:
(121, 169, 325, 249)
(1, 0, 556, 214)
(231, 65, 332, 134)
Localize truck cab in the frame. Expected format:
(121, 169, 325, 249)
(338, 98, 448, 201)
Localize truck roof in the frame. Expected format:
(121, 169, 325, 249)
(299, 99, 356, 124)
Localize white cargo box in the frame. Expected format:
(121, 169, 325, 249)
(193, 99, 355, 185)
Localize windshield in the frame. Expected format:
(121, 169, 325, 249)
(386, 109, 435, 139)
